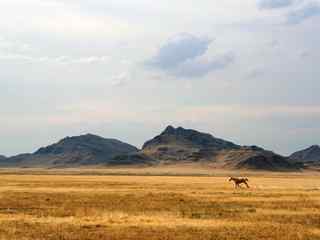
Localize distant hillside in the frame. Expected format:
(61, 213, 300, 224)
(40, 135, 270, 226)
(0, 127, 301, 171)
(143, 126, 240, 151)
(142, 126, 298, 171)
(2, 134, 144, 167)
(142, 126, 240, 162)
(215, 148, 295, 171)
(0, 155, 6, 161)
(289, 145, 320, 166)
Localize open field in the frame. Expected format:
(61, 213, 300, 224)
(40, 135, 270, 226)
(0, 168, 320, 239)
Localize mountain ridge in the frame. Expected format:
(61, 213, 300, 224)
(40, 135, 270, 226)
(0, 126, 308, 171)
(289, 145, 320, 167)
(141, 126, 298, 171)
(143, 125, 240, 151)
(0, 134, 141, 167)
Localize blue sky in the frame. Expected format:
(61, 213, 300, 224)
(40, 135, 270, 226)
(0, 0, 319, 156)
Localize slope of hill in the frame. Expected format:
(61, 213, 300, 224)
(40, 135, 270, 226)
(0, 127, 300, 171)
(289, 145, 320, 166)
(0, 155, 6, 161)
(142, 125, 240, 162)
(215, 148, 295, 171)
(2, 134, 142, 167)
(142, 126, 298, 171)
(143, 126, 240, 150)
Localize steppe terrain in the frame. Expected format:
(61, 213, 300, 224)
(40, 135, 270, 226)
(0, 168, 319, 240)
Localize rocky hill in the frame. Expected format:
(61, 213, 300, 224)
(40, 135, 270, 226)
(143, 126, 240, 150)
(1, 134, 145, 167)
(142, 126, 298, 171)
(289, 145, 320, 167)
(0, 127, 301, 171)
(214, 148, 295, 171)
(142, 126, 240, 161)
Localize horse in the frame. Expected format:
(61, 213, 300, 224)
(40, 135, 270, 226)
(229, 177, 250, 188)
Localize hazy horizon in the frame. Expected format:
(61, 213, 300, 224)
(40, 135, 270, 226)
(1, 0, 319, 156)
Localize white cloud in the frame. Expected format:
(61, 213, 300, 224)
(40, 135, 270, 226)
(170, 52, 234, 78)
(0, 37, 32, 53)
(111, 72, 129, 87)
(246, 67, 265, 79)
(287, 2, 320, 24)
(258, 0, 296, 9)
(299, 50, 310, 58)
(0, 0, 134, 39)
(145, 33, 234, 78)
(0, 53, 110, 64)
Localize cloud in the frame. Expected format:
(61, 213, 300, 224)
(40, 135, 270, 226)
(246, 67, 265, 79)
(0, 37, 32, 53)
(111, 72, 128, 87)
(54, 56, 110, 64)
(287, 2, 320, 24)
(299, 50, 310, 58)
(173, 104, 320, 121)
(147, 33, 212, 69)
(169, 53, 234, 78)
(0, 54, 110, 64)
(258, 0, 296, 9)
(145, 33, 233, 78)
(268, 40, 279, 48)
(0, 0, 133, 40)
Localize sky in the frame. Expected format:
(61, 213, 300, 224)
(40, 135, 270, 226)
(0, 0, 319, 156)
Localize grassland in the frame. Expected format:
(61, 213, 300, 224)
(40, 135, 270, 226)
(0, 168, 319, 239)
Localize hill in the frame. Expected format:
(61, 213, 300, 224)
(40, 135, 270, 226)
(0, 127, 300, 171)
(2, 134, 144, 167)
(142, 126, 240, 162)
(142, 126, 298, 171)
(289, 145, 320, 167)
(214, 148, 295, 171)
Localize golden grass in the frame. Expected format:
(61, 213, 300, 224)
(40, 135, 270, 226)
(0, 169, 319, 239)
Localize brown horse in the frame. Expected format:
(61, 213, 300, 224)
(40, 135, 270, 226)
(229, 177, 250, 188)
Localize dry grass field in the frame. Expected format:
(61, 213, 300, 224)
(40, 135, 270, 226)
(0, 168, 319, 240)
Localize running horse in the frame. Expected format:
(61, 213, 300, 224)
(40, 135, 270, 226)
(229, 177, 250, 188)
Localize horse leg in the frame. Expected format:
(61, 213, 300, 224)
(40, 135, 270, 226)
(244, 182, 250, 188)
